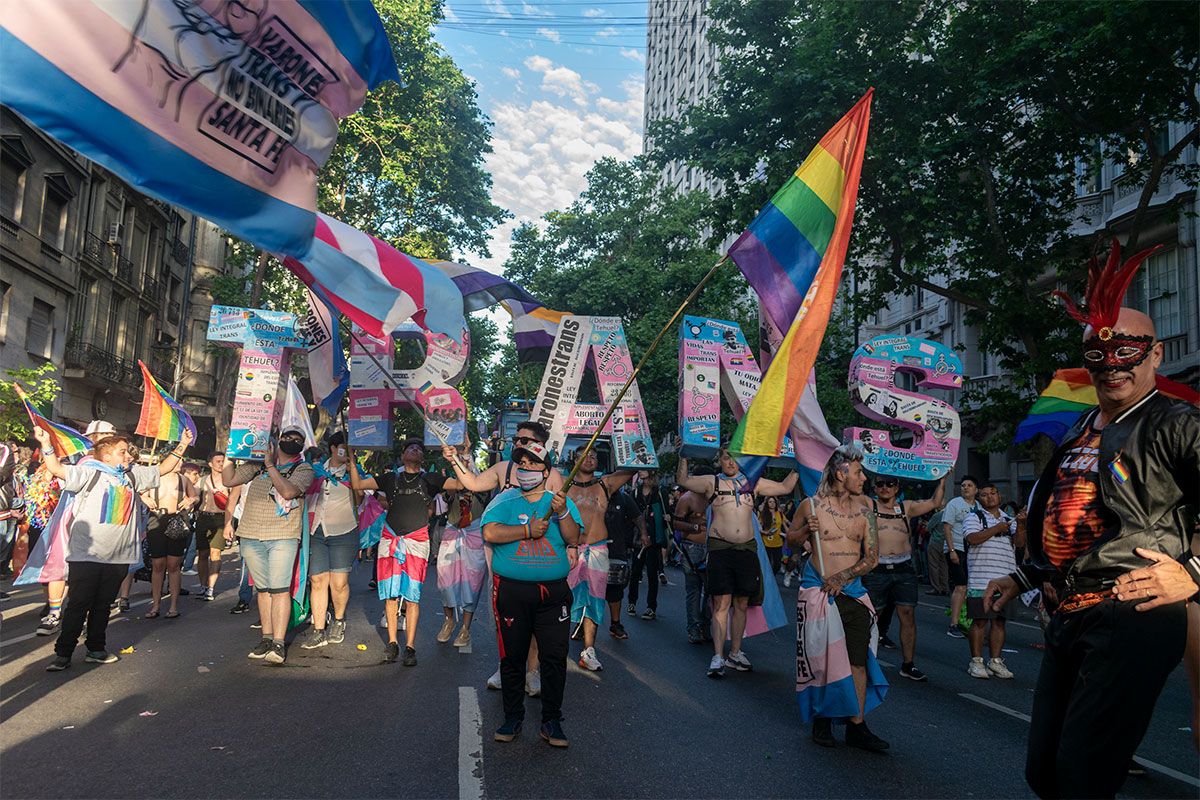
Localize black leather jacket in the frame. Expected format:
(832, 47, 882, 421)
(1015, 389, 1200, 596)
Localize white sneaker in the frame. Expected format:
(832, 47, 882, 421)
(967, 657, 991, 679)
(725, 650, 752, 672)
(525, 669, 542, 697)
(783, 573, 792, 588)
(486, 667, 502, 690)
(182, 569, 198, 576)
(36, 612, 60, 636)
(577, 646, 603, 671)
(987, 658, 1014, 679)
(707, 654, 726, 678)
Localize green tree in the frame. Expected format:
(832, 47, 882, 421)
(0, 364, 62, 441)
(649, 0, 1198, 451)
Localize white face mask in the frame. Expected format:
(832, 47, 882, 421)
(335, 447, 346, 458)
(516, 468, 545, 491)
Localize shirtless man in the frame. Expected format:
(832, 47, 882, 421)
(671, 484, 712, 644)
(676, 450, 797, 678)
(142, 457, 199, 619)
(788, 445, 887, 751)
(567, 448, 636, 672)
(443, 420, 562, 693)
(861, 475, 945, 682)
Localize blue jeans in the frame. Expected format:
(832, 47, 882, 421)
(679, 541, 709, 636)
(238, 557, 253, 604)
(182, 530, 198, 572)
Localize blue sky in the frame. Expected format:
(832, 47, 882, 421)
(433, 1, 650, 271)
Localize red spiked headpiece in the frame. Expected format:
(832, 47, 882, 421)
(1052, 239, 1161, 340)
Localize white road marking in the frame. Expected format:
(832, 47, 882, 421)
(458, 686, 484, 800)
(0, 600, 49, 617)
(566, 659, 602, 682)
(959, 693, 1200, 789)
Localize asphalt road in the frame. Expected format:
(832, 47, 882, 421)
(1, 557, 1196, 800)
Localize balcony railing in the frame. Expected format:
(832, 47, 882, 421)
(141, 276, 163, 306)
(149, 352, 176, 385)
(115, 254, 136, 288)
(172, 239, 189, 265)
(82, 231, 114, 270)
(64, 339, 138, 387)
(1161, 333, 1189, 364)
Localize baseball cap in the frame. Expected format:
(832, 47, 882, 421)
(511, 441, 550, 465)
(84, 420, 116, 436)
(280, 424, 306, 437)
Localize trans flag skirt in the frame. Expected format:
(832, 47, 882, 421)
(377, 524, 430, 603)
(568, 542, 609, 627)
(437, 522, 487, 615)
(795, 561, 888, 723)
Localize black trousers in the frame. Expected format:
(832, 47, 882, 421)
(492, 575, 570, 724)
(628, 544, 662, 610)
(55, 561, 127, 658)
(1026, 598, 1186, 800)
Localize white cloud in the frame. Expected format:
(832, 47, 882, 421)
(479, 78, 645, 270)
(619, 48, 644, 63)
(501, 66, 521, 79)
(595, 26, 620, 38)
(537, 27, 561, 43)
(583, 8, 606, 17)
(522, 55, 598, 106)
(521, 2, 550, 16)
(484, 0, 512, 17)
(442, 5, 460, 22)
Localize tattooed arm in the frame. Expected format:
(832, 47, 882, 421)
(822, 498, 879, 596)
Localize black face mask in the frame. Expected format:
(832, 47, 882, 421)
(279, 439, 304, 456)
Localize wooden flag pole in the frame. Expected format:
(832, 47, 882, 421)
(543, 255, 730, 518)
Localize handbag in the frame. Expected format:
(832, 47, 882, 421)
(151, 475, 193, 540)
(607, 558, 631, 586)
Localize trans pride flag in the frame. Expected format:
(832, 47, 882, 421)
(1, 1, 399, 259)
(135, 361, 196, 443)
(730, 90, 873, 463)
(12, 384, 91, 459)
(437, 522, 487, 614)
(1014, 368, 1199, 445)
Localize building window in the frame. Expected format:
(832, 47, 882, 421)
(41, 174, 76, 251)
(26, 299, 54, 359)
(1128, 248, 1182, 338)
(0, 281, 10, 343)
(0, 135, 33, 222)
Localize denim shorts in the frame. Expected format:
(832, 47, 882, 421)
(309, 526, 358, 575)
(862, 558, 919, 609)
(239, 537, 299, 593)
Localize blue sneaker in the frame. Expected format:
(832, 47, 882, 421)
(494, 717, 523, 743)
(540, 719, 569, 748)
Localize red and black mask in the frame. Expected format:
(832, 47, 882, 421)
(1082, 331, 1155, 373)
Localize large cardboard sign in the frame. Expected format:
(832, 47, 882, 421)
(677, 315, 796, 464)
(208, 305, 306, 460)
(530, 316, 657, 469)
(844, 335, 963, 481)
(347, 322, 470, 448)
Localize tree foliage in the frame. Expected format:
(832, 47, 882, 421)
(649, 0, 1198, 451)
(0, 364, 62, 442)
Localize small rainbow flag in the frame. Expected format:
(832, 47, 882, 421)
(99, 484, 134, 525)
(135, 360, 196, 443)
(730, 90, 873, 458)
(12, 383, 92, 458)
(1014, 368, 1199, 445)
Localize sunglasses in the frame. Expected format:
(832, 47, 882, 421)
(513, 436, 540, 446)
(876, 479, 899, 487)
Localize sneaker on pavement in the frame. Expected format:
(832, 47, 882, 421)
(899, 663, 928, 682)
(202, 588, 215, 601)
(812, 717, 836, 748)
(725, 650, 752, 672)
(845, 720, 890, 752)
(436, 617, 456, 643)
(967, 657, 991, 679)
(486, 667, 502, 690)
(610, 622, 629, 640)
(577, 646, 603, 671)
(402, 646, 417, 667)
(378, 613, 388, 628)
(687, 631, 704, 645)
(525, 669, 542, 697)
(947, 626, 966, 639)
(453, 627, 471, 648)
(987, 657, 1014, 679)
(494, 717, 523, 742)
(182, 569, 198, 576)
(85, 650, 120, 664)
(36, 613, 61, 636)
(230, 601, 250, 615)
(178, 588, 191, 597)
(300, 628, 328, 649)
(783, 573, 793, 588)
(45, 655, 71, 672)
(879, 634, 898, 650)
(368, 579, 377, 590)
(627, 603, 636, 616)
(707, 654, 726, 679)
(250, 620, 262, 629)
(540, 719, 569, 748)
(264, 642, 287, 665)
(384, 642, 400, 663)
(641, 609, 656, 620)
(248, 639, 273, 659)
(658, 573, 668, 586)
(117, 598, 130, 612)
(328, 619, 347, 645)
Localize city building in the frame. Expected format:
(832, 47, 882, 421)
(1, 106, 232, 451)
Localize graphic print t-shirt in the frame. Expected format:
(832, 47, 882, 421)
(1041, 425, 1119, 569)
(482, 489, 583, 581)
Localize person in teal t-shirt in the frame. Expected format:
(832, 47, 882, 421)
(481, 442, 582, 749)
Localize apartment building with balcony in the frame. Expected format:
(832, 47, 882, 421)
(1, 107, 229, 446)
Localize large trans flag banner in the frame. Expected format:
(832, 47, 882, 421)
(1, 0, 399, 258)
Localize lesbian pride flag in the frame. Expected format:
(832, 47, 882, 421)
(731, 90, 872, 459)
(1, 1, 398, 258)
(136, 360, 196, 443)
(12, 384, 91, 459)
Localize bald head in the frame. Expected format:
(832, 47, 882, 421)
(1083, 307, 1156, 341)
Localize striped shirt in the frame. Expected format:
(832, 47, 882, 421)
(963, 508, 1017, 591)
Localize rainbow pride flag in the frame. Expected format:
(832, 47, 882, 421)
(1014, 368, 1200, 445)
(135, 361, 196, 443)
(12, 383, 91, 458)
(730, 90, 873, 458)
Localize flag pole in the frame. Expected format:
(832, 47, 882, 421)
(545, 255, 729, 516)
(345, 329, 453, 449)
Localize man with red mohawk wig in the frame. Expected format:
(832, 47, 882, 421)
(986, 239, 1200, 799)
